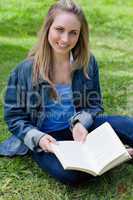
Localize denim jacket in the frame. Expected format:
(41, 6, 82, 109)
(0, 54, 104, 157)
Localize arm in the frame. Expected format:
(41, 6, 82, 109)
(85, 54, 104, 116)
(70, 54, 104, 131)
(4, 63, 45, 151)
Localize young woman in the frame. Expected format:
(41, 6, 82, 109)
(0, 0, 133, 185)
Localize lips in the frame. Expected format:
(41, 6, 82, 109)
(56, 42, 68, 48)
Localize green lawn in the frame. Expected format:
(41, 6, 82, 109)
(0, 0, 133, 199)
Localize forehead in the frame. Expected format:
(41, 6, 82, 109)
(51, 11, 81, 29)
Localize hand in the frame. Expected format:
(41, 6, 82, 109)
(127, 148, 133, 158)
(72, 122, 88, 143)
(39, 134, 57, 153)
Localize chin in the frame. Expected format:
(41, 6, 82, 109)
(53, 48, 70, 54)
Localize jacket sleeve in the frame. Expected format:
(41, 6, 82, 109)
(70, 55, 104, 130)
(4, 64, 45, 151)
(85, 54, 104, 116)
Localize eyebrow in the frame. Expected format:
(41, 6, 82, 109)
(54, 25, 80, 32)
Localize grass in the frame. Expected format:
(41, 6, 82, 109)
(0, 0, 133, 199)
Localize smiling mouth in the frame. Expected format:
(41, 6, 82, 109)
(56, 42, 68, 48)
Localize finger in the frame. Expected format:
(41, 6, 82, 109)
(80, 137, 86, 143)
(43, 142, 53, 153)
(74, 135, 82, 142)
(46, 142, 56, 153)
(47, 135, 57, 143)
(73, 131, 83, 141)
(45, 137, 58, 153)
(78, 132, 87, 143)
(73, 133, 79, 141)
(82, 133, 87, 141)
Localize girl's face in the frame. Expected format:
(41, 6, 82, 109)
(48, 11, 81, 56)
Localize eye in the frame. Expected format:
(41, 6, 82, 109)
(55, 27, 64, 32)
(70, 31, 78, 36)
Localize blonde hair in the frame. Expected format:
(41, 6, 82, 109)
(28, 0, 90, 98)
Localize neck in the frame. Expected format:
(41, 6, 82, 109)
(52, 52, 70, 67)
(52, 52, 72, 84)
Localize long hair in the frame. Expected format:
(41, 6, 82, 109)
(28, 0, 90, 99)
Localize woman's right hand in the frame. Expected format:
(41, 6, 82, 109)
(39, 134, 57, 153)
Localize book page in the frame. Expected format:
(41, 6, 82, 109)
(99, 152, 131, 175)
(51, 141, 97, 175)
(84, 122, 131, 173)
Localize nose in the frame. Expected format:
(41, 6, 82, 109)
(61, 33, 69, 43)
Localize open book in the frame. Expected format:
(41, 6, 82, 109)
(51, 122, 131, 176)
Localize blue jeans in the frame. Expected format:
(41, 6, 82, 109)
(32, 115, 133, 186)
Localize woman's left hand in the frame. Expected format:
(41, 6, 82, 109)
(72, 122, 88, 142)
